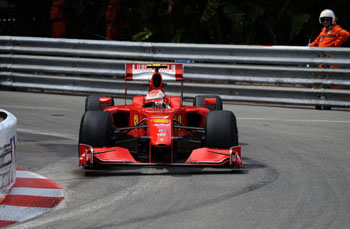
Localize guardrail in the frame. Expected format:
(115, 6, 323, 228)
(0, 109, 17, 201)
(0, 36, 350, 108)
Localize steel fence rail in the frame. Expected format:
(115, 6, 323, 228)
(2, 56, 350, 87)
(1, 36, 350, 65)
(0, 36, 350, 108)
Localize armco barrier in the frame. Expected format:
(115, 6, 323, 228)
(0, 109, 17, 201)
(0, 36, 350, 107)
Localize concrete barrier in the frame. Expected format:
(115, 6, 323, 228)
(0, 109, 17, 201)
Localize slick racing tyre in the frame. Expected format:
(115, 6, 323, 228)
(85, 95, 114, 111)
(79, 111, 112, 148)
(193, 95, 223, 111)
(205, 110, 238, 149)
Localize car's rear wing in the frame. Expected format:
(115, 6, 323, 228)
(124, 63, 184, 104)
(125, 63, 183, 81)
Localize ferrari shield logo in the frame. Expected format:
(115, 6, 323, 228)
(134, 115, 138, 126)
(177, 115, 182, 124)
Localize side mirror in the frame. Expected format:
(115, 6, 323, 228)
(99, 97, 113, 110)
(204, 98, 217, 110)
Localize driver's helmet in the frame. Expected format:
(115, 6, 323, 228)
(145, 89, 167, 107)
(319, 9, 336, 24)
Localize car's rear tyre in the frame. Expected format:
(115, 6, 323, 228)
(79, 111, 112, 148)
(205, 110, 238, 149)
(193, 95, 223, 111)
(85, 95, 114, 111)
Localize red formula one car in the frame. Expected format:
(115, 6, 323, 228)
(78, 63, 241, 169)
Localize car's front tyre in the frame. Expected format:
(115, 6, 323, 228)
(205, 110, 238, 149)
(79, 111, 112, 147)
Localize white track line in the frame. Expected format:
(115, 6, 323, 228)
(0, 104, 70, 110)
(238, 118, 350, 123)
(17, 128, 78, 140)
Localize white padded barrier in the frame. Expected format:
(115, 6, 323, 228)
(0, 109, 17, 200)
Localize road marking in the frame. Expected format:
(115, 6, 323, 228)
(238, 118, 350, 123)
(16, 170, 46, 179)
(2, 195, 64, 208)
(0, 169, 64, 227)
(13, 177, 63, 189)
(0, 104, 70, 110)
(9, 187, 64, 197)
(0, 205, 49, 222)
(17, 128, 78, 140)
(17, 170, 158, 228)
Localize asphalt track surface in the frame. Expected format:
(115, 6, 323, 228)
(1, 90, 350, 229)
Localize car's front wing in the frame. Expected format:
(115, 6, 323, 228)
(79, 144, 242, 168)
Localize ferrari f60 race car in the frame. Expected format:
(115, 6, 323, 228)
(78, 63, 242, 169)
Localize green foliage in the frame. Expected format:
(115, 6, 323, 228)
(290, 13, 311, 41)
(200, 0, 221, 23)
(133, 27, 153, 41)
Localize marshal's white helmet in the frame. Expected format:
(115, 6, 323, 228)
(319, 9, 336, 24)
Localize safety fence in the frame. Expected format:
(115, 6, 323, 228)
(0, 36, 350, 108)
(0, 109, 17, 201)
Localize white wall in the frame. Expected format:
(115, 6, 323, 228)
(0, 109, 17, 197)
